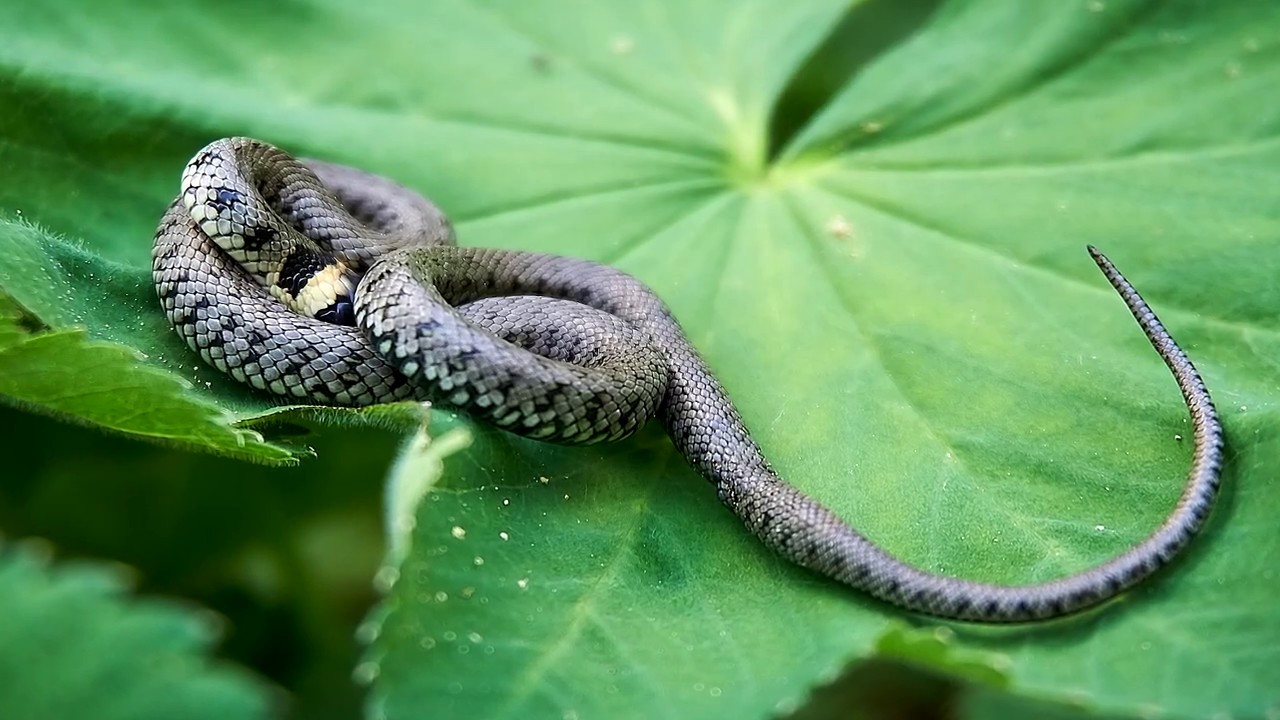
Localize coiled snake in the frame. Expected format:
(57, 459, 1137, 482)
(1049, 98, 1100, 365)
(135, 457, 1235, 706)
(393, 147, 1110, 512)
(152, 137, 1224, 623)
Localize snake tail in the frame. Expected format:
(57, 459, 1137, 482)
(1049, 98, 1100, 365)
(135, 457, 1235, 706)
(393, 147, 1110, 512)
(711, 246, 1223, 622)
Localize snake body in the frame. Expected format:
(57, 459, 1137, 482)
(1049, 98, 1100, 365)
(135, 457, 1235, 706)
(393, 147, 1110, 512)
(153, 137, 1224, 623)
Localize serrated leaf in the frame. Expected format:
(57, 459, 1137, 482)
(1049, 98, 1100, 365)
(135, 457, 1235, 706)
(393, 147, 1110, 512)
(0, 540, 276, 720)
(0, 284, 296, 464)
(0, 213, 300, 460)
(1, 1, 1278, 719)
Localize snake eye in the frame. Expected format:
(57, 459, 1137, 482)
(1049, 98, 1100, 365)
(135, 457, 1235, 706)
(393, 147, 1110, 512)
(315, 296, 356, 326)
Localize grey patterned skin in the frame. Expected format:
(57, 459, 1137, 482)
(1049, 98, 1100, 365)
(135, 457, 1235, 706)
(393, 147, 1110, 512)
(153, 137, 1225, 623)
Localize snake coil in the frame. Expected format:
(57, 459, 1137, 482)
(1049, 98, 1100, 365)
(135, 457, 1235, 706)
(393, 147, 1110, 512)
(153, 137, 1224, 623)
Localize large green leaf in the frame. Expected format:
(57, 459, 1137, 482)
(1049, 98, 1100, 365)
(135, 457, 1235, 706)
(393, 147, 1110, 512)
(0, 540, 275, 720)
(1, 1, 1277, 719)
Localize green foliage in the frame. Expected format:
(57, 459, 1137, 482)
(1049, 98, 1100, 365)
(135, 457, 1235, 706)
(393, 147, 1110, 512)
(0, 540, 275, 720)
(1, 0, 1278, 719)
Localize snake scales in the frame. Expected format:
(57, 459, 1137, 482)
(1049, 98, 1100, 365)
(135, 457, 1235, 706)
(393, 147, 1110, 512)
(152, 137, 1224, 623)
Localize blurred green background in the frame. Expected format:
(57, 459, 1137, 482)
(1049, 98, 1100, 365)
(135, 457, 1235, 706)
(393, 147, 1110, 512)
(0, 404, 396, 717)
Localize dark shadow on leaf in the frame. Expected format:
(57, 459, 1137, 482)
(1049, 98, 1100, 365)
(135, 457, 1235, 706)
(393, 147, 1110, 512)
(766, 0, 945, 163)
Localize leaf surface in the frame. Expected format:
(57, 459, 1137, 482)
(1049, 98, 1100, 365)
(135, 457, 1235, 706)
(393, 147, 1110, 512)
(0, 541, 275, 720)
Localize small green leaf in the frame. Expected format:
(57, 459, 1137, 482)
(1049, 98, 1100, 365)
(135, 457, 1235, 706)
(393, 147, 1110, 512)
(0, 539, 276, 720)
(382, 421, 474, 568)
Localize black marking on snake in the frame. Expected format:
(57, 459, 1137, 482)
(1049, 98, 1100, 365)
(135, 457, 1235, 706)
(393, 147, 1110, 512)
(248, 328, 272, 348)
(315, 298, 355, 326)
(153, 137, 1227, 624)
(213, 188, 241, 209)
(189, 148, 216, 171)
(240, 222, 279, 251)
(414, 318, 443, 334)
(186, 296, 214, 324)
(277, 249, 329, 298)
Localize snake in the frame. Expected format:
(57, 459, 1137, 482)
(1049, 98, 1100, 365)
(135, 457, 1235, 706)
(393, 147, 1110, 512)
(152, 137, 1224, 623)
